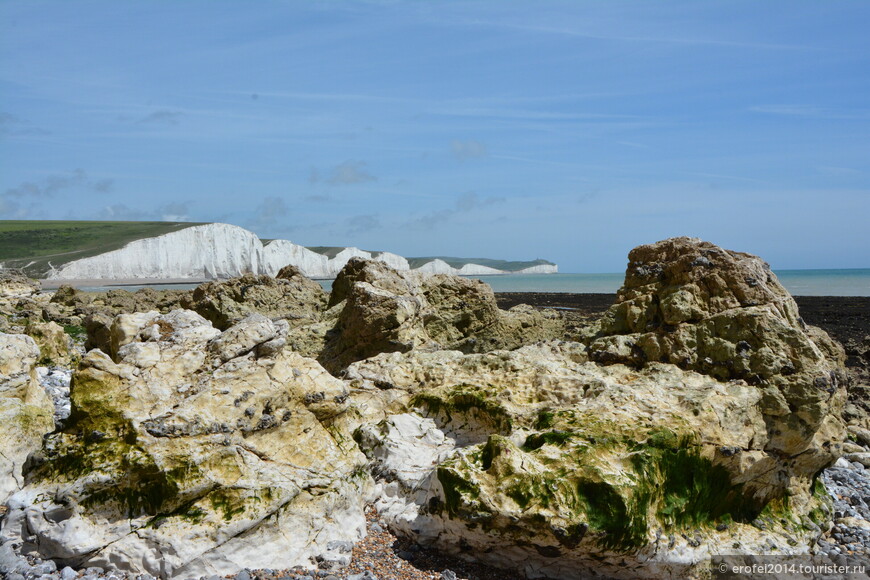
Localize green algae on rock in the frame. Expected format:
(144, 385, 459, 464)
(3, 309, 369, 578)
(348, 238, 847, 579)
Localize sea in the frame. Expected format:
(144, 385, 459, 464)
(79, 269, 870, 297)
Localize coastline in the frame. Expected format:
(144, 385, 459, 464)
(496, 292, 870, 353)
(35, 280, 870, 345)
(38, 277, 209, 289)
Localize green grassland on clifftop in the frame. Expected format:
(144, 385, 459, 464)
(0, 220, 204, 277)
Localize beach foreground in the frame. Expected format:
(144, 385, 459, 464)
(1, 238, 869, 580)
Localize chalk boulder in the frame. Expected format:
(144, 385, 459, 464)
(1, 309, 368, 579)
(321, 258, 564, 372)
(341, 238, 846, 579)
(183, 265, 328, 331)
(587, 237, 846, 504)
(0, 333, 55, 503)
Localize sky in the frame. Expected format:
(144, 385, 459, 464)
(1, 1, 868, 273)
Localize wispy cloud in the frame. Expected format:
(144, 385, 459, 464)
(749, 105, 870, 120)
(310, 161, 377, 186)
(97, 201, 193, 221)
(817, 165, 863, 177)
(251, 196, 289, 226)
(433, 107, 638, 121)
(3, 169, 112, 198)
(684, 172, 770, 184)
(98, 204, 150, 220)
(459, 20, 811, 51)
(213, 89, 413, 105)
(451, 140, 488, 161)
(346, 214, 380, 234)
(0, 169, 111, 218)
(137, 109, 184, 125)
(0, 112, 49, 136)
(0, 198, 25, 218)
(406, 192, 503, 230)
(159, 201, 191, 221)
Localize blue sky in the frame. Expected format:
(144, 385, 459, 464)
(1, 1, 868, 272)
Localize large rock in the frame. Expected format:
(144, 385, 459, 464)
(0, 269, 40, 304)
(0, 270, 44, 326)
(320, 258, 564, 372)
(183, 266, 327, 331)
(340, 238, 846, 579)
(418, 273, 563, 353)
(1, 309, 368, 579)
(349, 343, 834, 579)
(322, 260, 432, 371)
(586, 237, 846, 500)
(0, 333, 55, 503)
(24, 320, 77, 367)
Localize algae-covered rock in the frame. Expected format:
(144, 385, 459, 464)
(350, 344, 829, 579)
(0, 333, 55, 503)
(321, 261, 431, 371)
(0, 270, 44, 325)
(586, 237, 846, 502)
(25, 320, 77, 367)
(183, 267, 327, 331)
(344, 238, 846, 579)
(1, 309, 368, 579)
(320, 258, 564, 372)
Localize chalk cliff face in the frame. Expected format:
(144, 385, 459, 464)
(45, 223, 557, 281)
(515, 263, 560, 274)
(47, 224, 406, 281)
(416, 260, 506, 276)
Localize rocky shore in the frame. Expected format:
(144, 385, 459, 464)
(1, 237, 868, 580)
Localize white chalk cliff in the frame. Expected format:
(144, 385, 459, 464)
(46, 223, 557, 281)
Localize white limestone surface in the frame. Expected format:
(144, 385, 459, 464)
(515, 264, 559, 274)
(45, 222, 556, 281)
(413, 259, 455, 275)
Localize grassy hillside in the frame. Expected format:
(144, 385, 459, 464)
(0, 221, 555, 279)
(406, 256, 555, 272)
(305, 246, 349, 259)
(0, 220, 205, 277)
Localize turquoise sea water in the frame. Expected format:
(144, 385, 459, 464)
(78, 269, 870, 297)
(468, 269, 870, 297)
(318, 269, 870, 296)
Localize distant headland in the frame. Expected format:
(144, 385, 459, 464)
(0, 220, 557, 282)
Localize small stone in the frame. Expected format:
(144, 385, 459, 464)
(325, 540, 354, 553)
(33, 560, 58, 574)
(236, 570, 253, 580)
(441, 571, 458, 580)
(60, 567, 77, 580)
